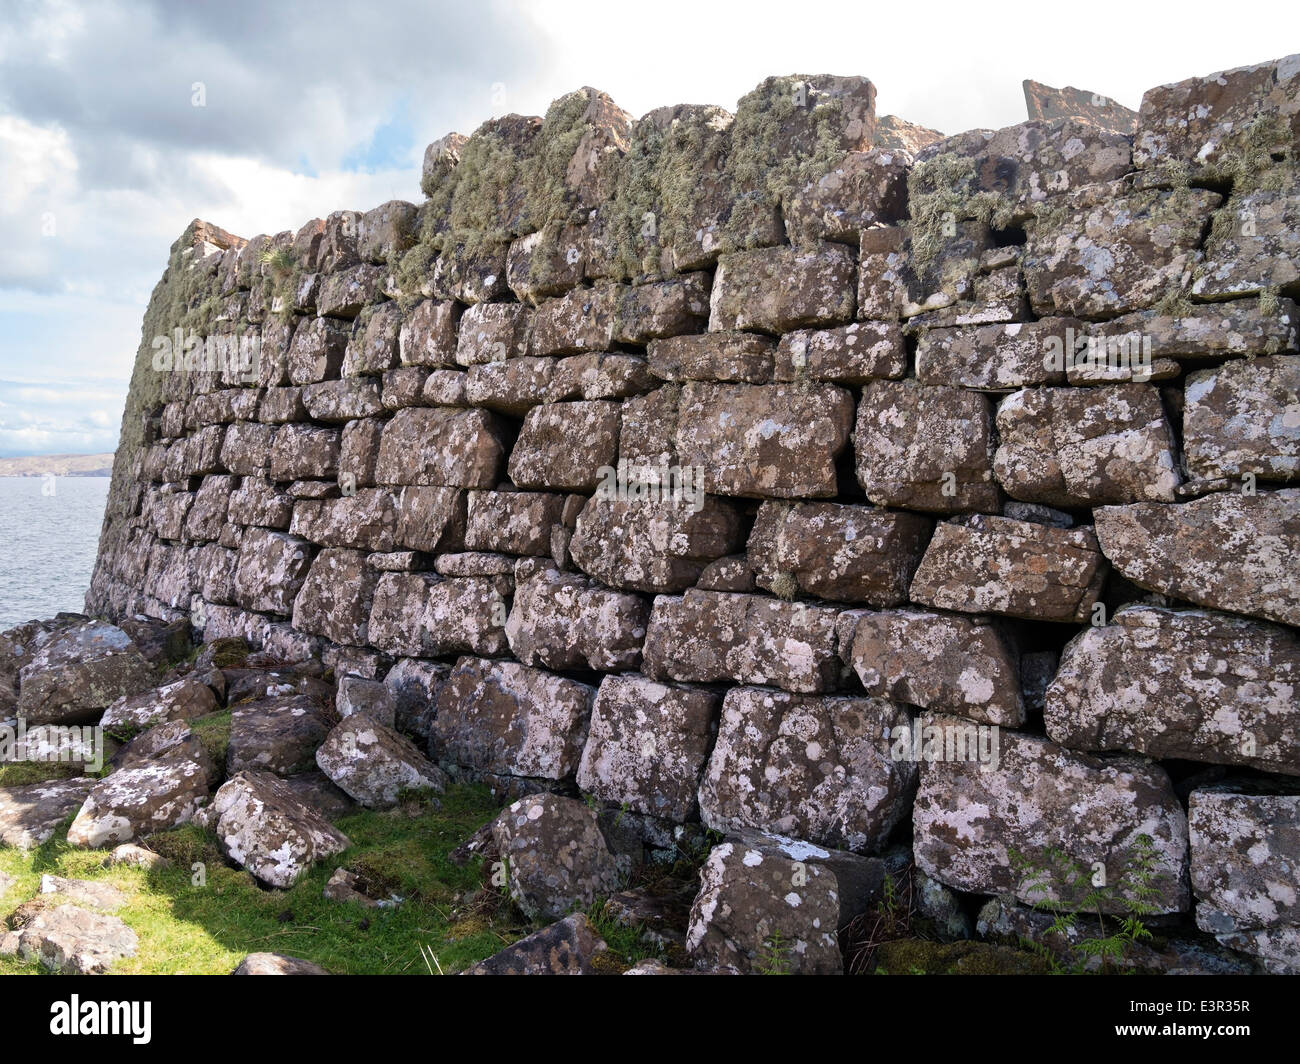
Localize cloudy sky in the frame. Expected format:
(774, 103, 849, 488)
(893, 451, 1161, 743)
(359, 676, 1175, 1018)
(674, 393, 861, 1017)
(0, 0, 1290, 457)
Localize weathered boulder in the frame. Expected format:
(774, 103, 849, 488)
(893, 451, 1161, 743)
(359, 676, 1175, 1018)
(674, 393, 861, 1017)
(490, 793, 632, 920)
(505, 563, 649, 672)
(845, 609, 1024, 727)
(0, 903, 138, 974)
(315, 716, 447, 809)
(909, 515, 1107, 623)
(16, 621, 154, 725)
(854, 380, 999, 513)
(463, 912, 608, 975)
(1094, 489, 1300, 626)
(1045, 606, 1300, 775)
(227, 695, 330, 777)
(576, 674, 719, 821)
(675, 382, 854, 499)
(746, 501, 931, 605)
(699, 687, 913, 853)
(913, 719, 1189, 913)
(67, 755, 212, 847)
(642, 590, 842, 693)
(335, 676, 396, 728)
(569, 494, 743, 593)
(1194, 176, 1300, 299)
(0, 777, 96, 849)
(209, 770, 350, 888)
(432, 657, 593, 780)
(101, 675, 218, 733)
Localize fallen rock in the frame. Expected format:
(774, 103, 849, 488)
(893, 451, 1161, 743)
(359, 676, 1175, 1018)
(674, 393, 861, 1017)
(67, 755, 212, 848)
(0, 777, 96, 849)
(316, 717, 447, 809)
(39, 874, 128, 912)
(0, 903, 138, 974)
(232, 952, 331, 975)
(105, 843, 171, 871)
(462, 913, 608, 975)
(16, 620, 154, 725)
(490, 793, 633, 921)
(210, 770, 350, 888)
(101, 675, 219, 733)
(227, 695, 330, 777)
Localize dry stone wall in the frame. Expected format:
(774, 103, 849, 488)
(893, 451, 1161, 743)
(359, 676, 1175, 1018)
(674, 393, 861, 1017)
(85, 56, 1300, 972)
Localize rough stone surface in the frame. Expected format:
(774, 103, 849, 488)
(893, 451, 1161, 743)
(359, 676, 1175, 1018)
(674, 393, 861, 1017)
(316, 716, 447, 809)
(0, 778, 96, 850)
(16, 621, 154, 726)
(1045, 606, 1300, 775)
(698, 687, 914, 853)
(1094, 489, 1300, 626)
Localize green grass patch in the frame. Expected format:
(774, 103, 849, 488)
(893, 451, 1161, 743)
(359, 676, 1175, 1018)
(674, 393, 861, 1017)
(0, 783, 528, 975)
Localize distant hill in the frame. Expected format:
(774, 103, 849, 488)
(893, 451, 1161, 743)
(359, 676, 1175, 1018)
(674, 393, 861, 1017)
(0, 453, 115, 477)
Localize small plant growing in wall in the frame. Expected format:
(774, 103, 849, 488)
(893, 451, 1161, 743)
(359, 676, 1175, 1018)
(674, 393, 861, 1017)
(1007, 834, 1161, 974)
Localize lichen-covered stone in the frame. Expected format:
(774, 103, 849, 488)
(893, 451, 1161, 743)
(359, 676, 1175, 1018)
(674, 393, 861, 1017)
(463, 357, 556, 414)
(367, 573, 508, 657)
(747, 501, 931, 606)
(698, 687, 913, 853)
(0, 903, 138, 974)
(16, 621, 153, 726)
(675, 382, 853, 499)
(1094, 489, 1300, 626)
(432, 656, 594, 779)
(854, 380, 999, 513)
(268, 423, 339, 480)
(100, 674, 218, 733)
(374, 407, 506, 488)
(845, 609, 1024, 727)
(507, 400, 620, 492)
(316, 717, 446, 809)
(709, 243, 856, 333)
(505, 562, 649, 671)
(642, 590, 842, 693)
(454, 301, 532, 366)
(231, 528, 315, 615)
(1183, 355, 1300, 482)
(291, 548, 379, 646)
(1045, 605, 1300, 775)
(773, 321, 905, 383)
(1023, 183, 1221, 318)
(226, 694, 330, 777)
(909, 515, 1107, 623)
(398, 298, 460, 367)
(913, 720, 1189, 914)
(66, 755, 211, 847)
(994, 384, 1181, 506)
(1189, 788, 1300, 943)
(569, 495, 743, 593)
(490, 793, 631, 920)
(785, 148, 910, 246)
(287, 316, 350, 384)
(0, 778, 96, 850)
(464, 490, 566, 556)
(463, 912, 608, 975)
(915, 319, 1080, 390)
(646, 332, 776, 384)
(210, 770, 349, 888)
(576, 674, 719, 821)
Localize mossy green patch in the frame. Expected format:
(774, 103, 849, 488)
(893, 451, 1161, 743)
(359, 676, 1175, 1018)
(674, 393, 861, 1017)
(873, 938, 1049, 975)
(0, 783, 523, 975)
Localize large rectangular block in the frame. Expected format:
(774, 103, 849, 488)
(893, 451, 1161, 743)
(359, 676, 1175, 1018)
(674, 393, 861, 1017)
(507, 401, 620, 492)
(367, 573, 508, 657)
(231, 528, 316, 615)
(642, 590, 842, 693)
(432, 657, 594, 780)
(675, 382, 853, 499)
(709, 244, 856, 333)
(291, 548, 379, 646)
(374, 407, 506, 488)
(909, 515, 1106, 623)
